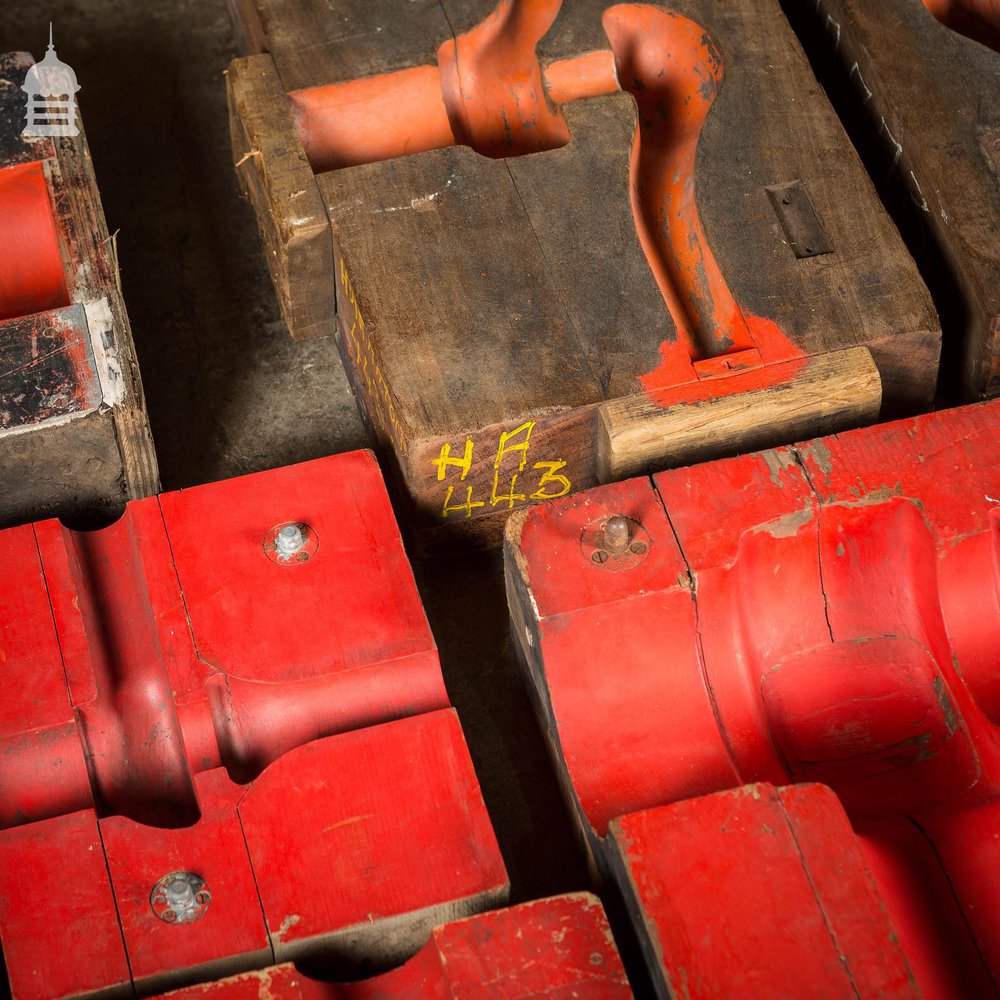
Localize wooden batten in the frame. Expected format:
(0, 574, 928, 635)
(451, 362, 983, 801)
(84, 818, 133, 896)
(598, 347, 882, 481)
(226, 54, 335, 342)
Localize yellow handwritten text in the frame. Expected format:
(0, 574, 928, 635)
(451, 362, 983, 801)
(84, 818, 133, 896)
(433, 420, 573, 519)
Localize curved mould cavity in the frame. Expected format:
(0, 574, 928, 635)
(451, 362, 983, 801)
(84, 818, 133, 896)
(68, 514, 201, 827)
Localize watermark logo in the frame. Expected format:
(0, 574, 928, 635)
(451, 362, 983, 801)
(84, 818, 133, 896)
(22, 24, 80, 138)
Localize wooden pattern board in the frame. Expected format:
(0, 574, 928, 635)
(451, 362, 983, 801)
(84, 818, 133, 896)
(0, 51, 159, 529)
(228, 0, 938, 549)
(790, 0, 1000, 402)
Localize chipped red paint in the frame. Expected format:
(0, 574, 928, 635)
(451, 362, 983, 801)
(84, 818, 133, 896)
(512, 399, 1000, 997)
(153, 894, 631, 998)
(0, 453, 508, 999)
(0, 303, 102, 430)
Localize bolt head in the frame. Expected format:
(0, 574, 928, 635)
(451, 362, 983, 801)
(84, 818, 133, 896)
(604, 515, 630, 554)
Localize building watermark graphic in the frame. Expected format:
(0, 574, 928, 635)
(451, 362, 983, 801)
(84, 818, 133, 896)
(22, 24, 80, 138)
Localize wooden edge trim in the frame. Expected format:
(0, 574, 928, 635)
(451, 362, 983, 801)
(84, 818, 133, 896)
(226, 53, 335, 341)
(597, 347, 882, 481)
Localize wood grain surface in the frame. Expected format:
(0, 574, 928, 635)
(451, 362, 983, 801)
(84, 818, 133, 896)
(228, 0, 940, 548)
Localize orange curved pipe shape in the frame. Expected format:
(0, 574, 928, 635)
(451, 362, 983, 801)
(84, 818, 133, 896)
(289, 0, 800, 396)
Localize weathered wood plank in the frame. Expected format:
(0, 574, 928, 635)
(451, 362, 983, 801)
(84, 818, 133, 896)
(789, 0, 1000, 402)
(227, 54, 334, 341)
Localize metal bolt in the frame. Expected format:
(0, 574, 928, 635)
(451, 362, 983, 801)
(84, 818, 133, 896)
(275, 524, 304, 558)
(166, 877, 196, 909)
(592, 550, 609, 564)
(604, 515, 630, 554)
(150, 872, 210, 924)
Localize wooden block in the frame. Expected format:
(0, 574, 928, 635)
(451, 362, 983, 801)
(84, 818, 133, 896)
(607, 783, 918, 999)
(227, 0, 938, 548)
(790, 0, 1000, 401)
(99, 770, 271, 995)
(153, 893, 631, 998)
(599, 346, 881, 479)
(0, 51, 159, 530)
(239, 710, 509, 966)
(0, 810, 131, 1000)
(226, 53, 335, 341)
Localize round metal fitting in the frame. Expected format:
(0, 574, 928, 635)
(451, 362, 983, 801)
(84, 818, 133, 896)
(150, 871, 210, 925)
(580, 514, 651, 571)
(263, 521, 319, 565)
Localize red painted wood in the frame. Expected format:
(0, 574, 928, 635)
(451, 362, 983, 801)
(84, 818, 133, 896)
(609, 783, 917, 999)
(0, 453, 503, 999)
(516, 476, 737, 835)
(99, 769, 270, 993)
(513, 398, 1000, 997)
(0, 810, 130, 1000)
(0, 524, 73, 737)
(159, 451, 435, 687)
(856, 818, 998, 998)
(2, 452, 448, 829)
(0, 161, 69, 321)
(241, 709, 507, 961)
(154, 894, 630, 998)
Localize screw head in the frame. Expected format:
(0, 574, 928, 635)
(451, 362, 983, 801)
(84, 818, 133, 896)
(603, 515, 630, 554)
(263, 521, 319, 565)
(275, 524, 304, 556)
(150, 872, 210, 925)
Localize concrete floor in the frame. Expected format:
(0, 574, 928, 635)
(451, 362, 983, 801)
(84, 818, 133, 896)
(1, 0, 605, 990)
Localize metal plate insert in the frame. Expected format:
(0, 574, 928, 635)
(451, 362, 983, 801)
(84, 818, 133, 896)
(766, 180, 834, 259)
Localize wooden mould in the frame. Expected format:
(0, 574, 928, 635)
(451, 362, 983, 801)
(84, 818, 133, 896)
(227, 0, 940, 549)
(0, 52, 158, 528)
(788, 0, 1000, 403)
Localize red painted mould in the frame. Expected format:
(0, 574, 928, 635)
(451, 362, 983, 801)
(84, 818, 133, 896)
(0, 452, 508, 998)
(512, 398, 1000, 997)
(153, 894, 631, 998)
(610, 783, 919, 999)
